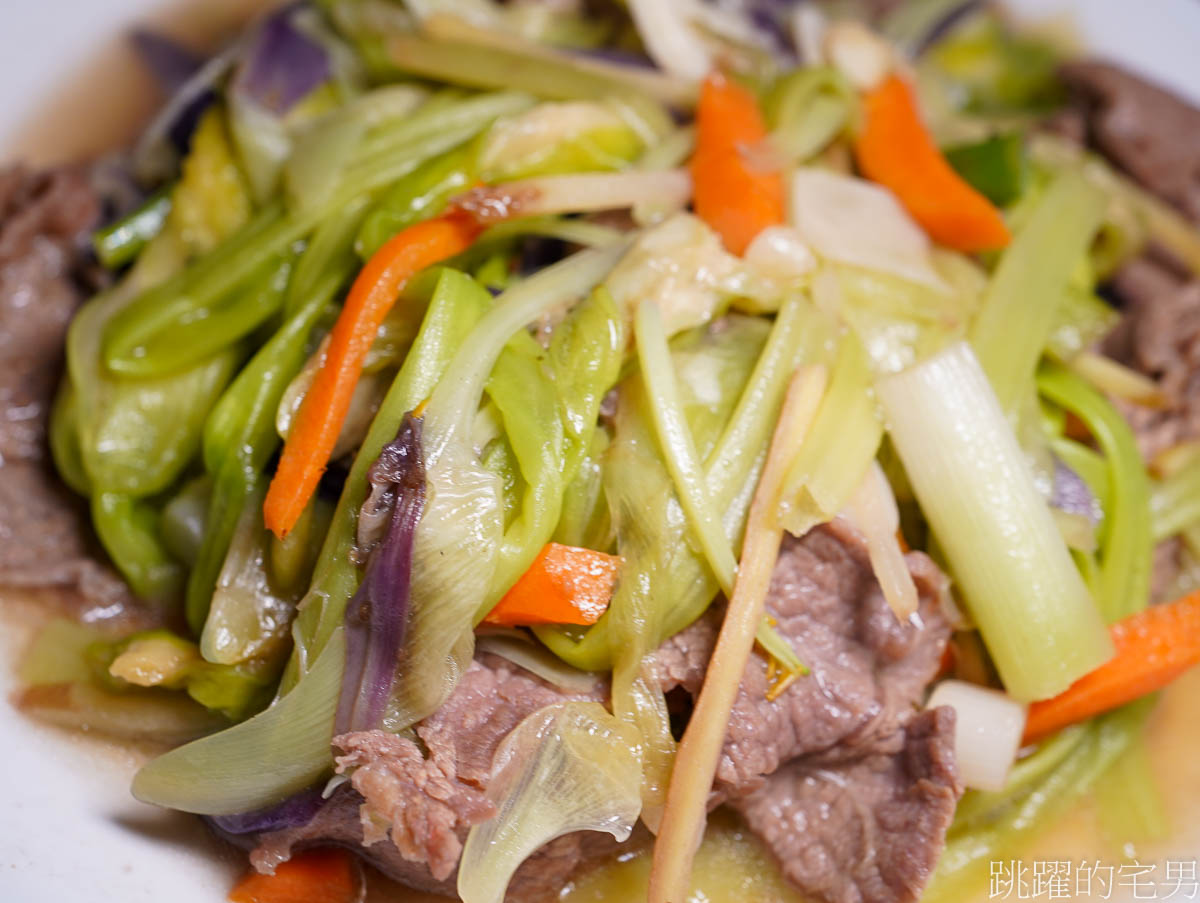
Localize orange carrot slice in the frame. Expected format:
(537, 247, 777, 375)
(690, 71, 786, 256)
(854, 74, 1011, 253)
(264, 213, 480, 539)
(228, 848, 359, 903)
(482, 542, 620, 627)
(1023, 588, 1200, 744)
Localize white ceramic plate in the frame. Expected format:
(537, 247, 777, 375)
(1, 3, 1199, 902)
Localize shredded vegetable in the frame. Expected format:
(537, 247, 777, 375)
(30, 5, 1200, 900)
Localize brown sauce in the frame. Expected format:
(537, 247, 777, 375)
(1, 3, 1198, 901)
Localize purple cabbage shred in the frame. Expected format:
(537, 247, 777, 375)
(335, 413, 427, 736)
(235, 4, 331, 116)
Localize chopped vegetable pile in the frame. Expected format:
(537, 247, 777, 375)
(15, 1, 1200, 902)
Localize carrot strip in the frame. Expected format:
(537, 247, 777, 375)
(482, 542, 620, 627)
(1023, 588, 1200, 744)
(689, 71, 785, 256)
(264, 213, 480, 539)
(228, 848, 359, 903)
(854, 74, 1011, 253)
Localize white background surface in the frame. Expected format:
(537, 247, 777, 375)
(0, 2, 1198, 902)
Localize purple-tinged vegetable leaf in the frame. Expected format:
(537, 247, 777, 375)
(207, 785, 326, 835)
(234, 4, 331, 116)
(1052, 455, 1102, 525)
(336, 413, 426, 735)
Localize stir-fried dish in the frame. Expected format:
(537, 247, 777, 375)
(5, 1, 1200, 901)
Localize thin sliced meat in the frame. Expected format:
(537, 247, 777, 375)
(654, 520, 953, 796)
(732, 707, 960, 903)
(1103, 256, 1200, 463)
(252, 524, 956, 903)
(1102, 256, 1200, 599)
(1061, 61, 1200, 221)
(0, 165, 134, 618)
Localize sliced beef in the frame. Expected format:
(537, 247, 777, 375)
(1103, 256, 1200, 463)
(0, 165, 133, 616)
(253, 523, 956, 903)
(1061, 62, 1200, 221)
(654, 520, 953, 797)
(732, 707, 960, 903)
(1100, 255, 1200, 599)
(252, 652, 608, 899)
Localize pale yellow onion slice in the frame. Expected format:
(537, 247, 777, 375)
(474, 633, 603, 695)
(460, 169, 692, 225)
(457, 702, 642, 903)
(839, 461, 918, 620)
(926, 679, 1027, 792)
(790, 167, 950, 292)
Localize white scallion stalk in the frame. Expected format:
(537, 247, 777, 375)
(648, 366, 828, 903)
(926, 679, 1027, 792)
(458, 702, 642, 903)
(878, 342, 1114, 702)
(840, 462, 917, 619)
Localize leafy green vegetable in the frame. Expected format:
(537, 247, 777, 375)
(537, 295, 822, 670)
(481, 287, 625, 613)
(200, 484, 299, 668)
(969, 169, 1106, 413)
(458, 702, 642, 903)
(91, 493, 184, 603)
(92, 187, 173, 270)
(357, 142, 478, 258)
(944, 133, 1028, 207)
(476, 101, 645, 181)
(161, 476, 213, 568)
(382, 246, 624, 729)
(925, 13, 1067, 114)
(1039, 363, 1154, 622)
(283, 267, 492, 699)
(118, 251, 296, 378)
(132, 627, 346, 814)
(1150, 444, 1200, 544)
(777, 329, 882, 537)
(552, 429, 613, 551)
(186, 268, 342, 633)
(764, 66, 857, 164)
